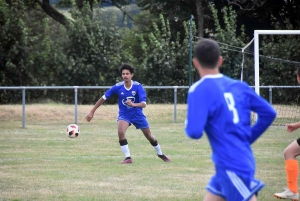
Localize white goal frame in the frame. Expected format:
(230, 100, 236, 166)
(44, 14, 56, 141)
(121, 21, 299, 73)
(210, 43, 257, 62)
(254, 30, 300, 94)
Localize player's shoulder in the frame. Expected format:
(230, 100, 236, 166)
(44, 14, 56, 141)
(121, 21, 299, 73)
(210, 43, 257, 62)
(189, 74, 223, 93)
(132, 81, 141, 86)
(115, 81, 124, 87)
(229, 78, 251, 89)
(132, 81, 144, 90)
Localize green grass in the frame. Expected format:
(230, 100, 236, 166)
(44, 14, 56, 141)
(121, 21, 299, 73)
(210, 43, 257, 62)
(0, 104, 298, 200)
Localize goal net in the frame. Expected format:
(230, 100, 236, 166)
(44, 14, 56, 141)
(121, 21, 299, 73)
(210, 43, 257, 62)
(242, 31, 300, 125)
(194, 32, 300, 125)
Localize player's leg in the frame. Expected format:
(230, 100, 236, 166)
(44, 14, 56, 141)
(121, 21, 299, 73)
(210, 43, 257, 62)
(205, 192, 257, 201)
(204, 189, 258, 201)
(274, 139, 300, 200)
(118, 119, 132, 164)
(284, 140, 300, 194)
(204, 193, 257, 201)
(140, 127, 170, 162)
(203, 191, 225, 201)
(248, 195, 257, 201)
(131, 113, 171, 162)
(140, 127, 156, 143)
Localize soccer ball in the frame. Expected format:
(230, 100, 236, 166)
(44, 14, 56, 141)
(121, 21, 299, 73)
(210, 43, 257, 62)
(66, 124, 80, 138)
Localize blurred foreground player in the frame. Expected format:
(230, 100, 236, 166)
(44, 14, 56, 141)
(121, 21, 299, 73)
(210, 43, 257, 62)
(86, 64, 170, 164)
(185, 39, 276, 201)
(274, 67, 300, 201)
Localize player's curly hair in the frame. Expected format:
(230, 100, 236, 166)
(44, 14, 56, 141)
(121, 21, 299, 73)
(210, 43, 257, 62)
(119, 63, 134, 74)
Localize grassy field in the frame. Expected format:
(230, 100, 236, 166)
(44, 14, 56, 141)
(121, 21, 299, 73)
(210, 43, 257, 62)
(0, 104, 298, 200)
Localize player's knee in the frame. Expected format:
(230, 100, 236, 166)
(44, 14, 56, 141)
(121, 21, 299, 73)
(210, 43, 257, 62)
(283, 147, 293, 159)
(283, 148, 289, 159)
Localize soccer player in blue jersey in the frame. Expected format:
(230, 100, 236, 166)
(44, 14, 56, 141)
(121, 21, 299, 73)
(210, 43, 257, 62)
(185, 39, 276, 201)
(86, 63, 171, 164)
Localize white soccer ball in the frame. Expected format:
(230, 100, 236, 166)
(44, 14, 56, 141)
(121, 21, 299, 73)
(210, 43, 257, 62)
(66, 124, 80, 138)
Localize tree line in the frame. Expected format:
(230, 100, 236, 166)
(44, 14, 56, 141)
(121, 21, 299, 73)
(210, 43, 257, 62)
(1, 0, 300, 104)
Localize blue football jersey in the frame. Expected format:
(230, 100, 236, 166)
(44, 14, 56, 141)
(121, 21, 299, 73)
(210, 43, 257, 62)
(103, 81, 146, 116)
(185, 74, 276, 175)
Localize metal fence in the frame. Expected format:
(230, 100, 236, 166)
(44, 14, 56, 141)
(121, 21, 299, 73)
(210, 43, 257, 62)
(1, 85, 300, 128)
(0, 86, 189, 128)
(263, 86, 300, 105)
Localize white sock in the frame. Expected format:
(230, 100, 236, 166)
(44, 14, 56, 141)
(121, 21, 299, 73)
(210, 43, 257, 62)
(120, 144, 131, 158)
(153, 144, 163, 155)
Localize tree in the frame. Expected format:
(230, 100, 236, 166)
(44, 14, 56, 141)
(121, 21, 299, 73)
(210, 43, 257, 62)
(210, 4, 300, 104)
(0, 0, 72, 103)
(59, 3, 125, 103)
(122, 13, 195, 103)
(136, 0, 211, 37)
(0, 0, 30, 88)
(195, 0, 204, 37)
(226, 0, 267, 10)
(210, 5, 248, 80)
(0, 0, 126, 104)
(255, 0, 300, 30)
(31, 0, 139, 26)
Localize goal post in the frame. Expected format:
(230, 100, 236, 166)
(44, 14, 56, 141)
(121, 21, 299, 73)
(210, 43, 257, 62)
(254, 30, 300, 95)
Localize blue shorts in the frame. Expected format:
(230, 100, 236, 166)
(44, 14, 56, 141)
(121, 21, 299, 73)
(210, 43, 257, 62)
(117, 113, 149, 129)
(207, 169, 264, 201)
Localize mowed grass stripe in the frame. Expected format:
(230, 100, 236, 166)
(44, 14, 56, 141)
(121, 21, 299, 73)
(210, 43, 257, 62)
(0, 104, 298, 200)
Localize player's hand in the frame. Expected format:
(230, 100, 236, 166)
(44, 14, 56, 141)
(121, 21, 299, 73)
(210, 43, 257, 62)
(286, 123, 298, 132)
(126, 99, 135, 107)
(85, 112, 94, 122)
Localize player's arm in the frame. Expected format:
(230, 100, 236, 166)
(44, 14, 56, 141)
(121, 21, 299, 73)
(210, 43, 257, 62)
(126, 101, 146, 108)
(126, 84, 147, 108)
(86, 97, 106, 122)
(185, 88, 208, 139)
(249, 88, 276, 144)
(286, 122, 300, 132)
(86, 86, 115, 122)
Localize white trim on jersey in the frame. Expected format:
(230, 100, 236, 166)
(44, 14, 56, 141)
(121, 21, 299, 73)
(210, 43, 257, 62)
(124, 80, 133, 91)
(226, 170, 251, 199)
(189, 74, 223, 93)
(102, 95, 107, 100)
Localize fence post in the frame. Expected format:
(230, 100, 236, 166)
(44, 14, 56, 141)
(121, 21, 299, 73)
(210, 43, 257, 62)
(269, 86, 272, 104)
(22, 87, 26, 129)
(74, 86, 78, 124)
(173, 86, 178, 123)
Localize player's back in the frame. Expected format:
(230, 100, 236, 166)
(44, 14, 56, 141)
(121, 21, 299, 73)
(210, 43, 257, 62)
(207, 76, 255, 173)
(186, 74, 265, 175)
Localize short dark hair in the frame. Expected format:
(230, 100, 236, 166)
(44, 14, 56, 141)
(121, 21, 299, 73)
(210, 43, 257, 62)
(194, 39, 221, 69)
(119, 63, 134, 74)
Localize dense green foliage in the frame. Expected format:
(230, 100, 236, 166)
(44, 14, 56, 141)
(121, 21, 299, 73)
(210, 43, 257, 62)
(122, 14, 195, 103)
(1, 0, 300, 104)
(210, 6, 248, 80)
(209, 5, 300, 104)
